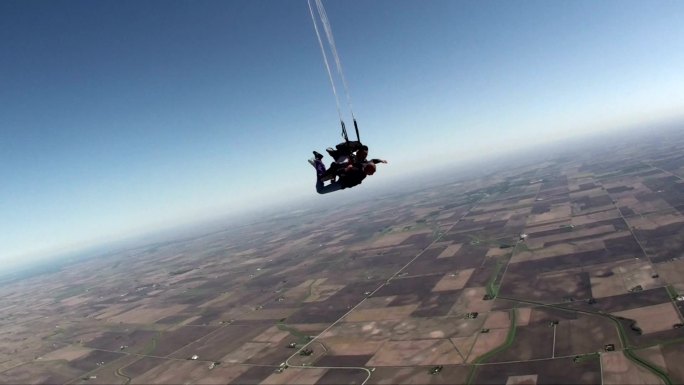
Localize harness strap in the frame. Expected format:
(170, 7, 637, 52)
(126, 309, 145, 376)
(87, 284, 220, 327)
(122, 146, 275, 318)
(341, 120, 349, 143)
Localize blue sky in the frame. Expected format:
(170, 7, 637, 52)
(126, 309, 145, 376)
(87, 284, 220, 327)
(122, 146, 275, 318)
(2, 0, 684, 268)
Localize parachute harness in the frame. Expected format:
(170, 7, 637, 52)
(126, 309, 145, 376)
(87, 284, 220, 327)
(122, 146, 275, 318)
(308, 0, 361, 143)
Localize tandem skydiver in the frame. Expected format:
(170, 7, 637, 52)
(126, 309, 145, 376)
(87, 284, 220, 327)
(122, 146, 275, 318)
(308, 141, 387, 194)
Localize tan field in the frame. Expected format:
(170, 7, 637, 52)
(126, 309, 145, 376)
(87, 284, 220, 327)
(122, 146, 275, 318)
(284, 278, 324, 299)
(526, 204, 572, 225)
(287, 342, 328, 367)
(512, 243, 575, 263)
(613, 303, 682, 334)
(589, 270, 627, 299)
(344, 304, 419, 322)
(625, 198, 676, 216)
(390, 316, 483, 340)
(180, 315, 203, 326)
(329, 320, 398, 340)
(220, 342, 270, 363)
(601, 179, 642, 191)
(451, 335, 478, 362)
(466, 329, 508, 363)
(516, 229, 631, 264)
(106, 305, 188, 324)
(524, 221, 572, 235)
(635, 345, 668, 373)
(483, 311, 512, 330)
(364, 229, 432, 249)
(568, 187, 605, 199)
(657, 259, 684, 287)
(198, 292, 234, 308)
(0, 361, 84, 385)
(437, 210, 463, 221)
(506, 374, 539, 385)
(261, 367, 328, 385)
(353, 296, 397, 310)
(437, 243, 463, 258)
(133, 360, 250, 384)
(571, 210, 621, 226)
(321, 338, 385, 356)
(432, 269, 475, 291)
(366, 339, 463, 366)
(590, 260, 659, 298)
(516, 308, 532, 327)
(304, 283, 346, 303)
(93, 304, 136, 320)
(418, 339, 466, 365)
(60, 295, 91, 307)
(625, 211, 684, 230)
(39, 345, 92, 361)
(526, 224, 617, 249)
(87, 354, 142, 384)
(369, 365, 470, 385)
(234, 307, 296, 321)
(601, 351, 664, 385)
(449, 287, 493, 315)
(621, 263, 662, 292)
(469, 208, 524, 223)
(286, 323, 331, 333)
(486, 247, 513, 258)
(253, 326, 290, 343)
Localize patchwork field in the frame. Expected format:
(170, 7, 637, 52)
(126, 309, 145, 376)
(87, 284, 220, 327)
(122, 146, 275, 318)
(2, 128, 684, 384)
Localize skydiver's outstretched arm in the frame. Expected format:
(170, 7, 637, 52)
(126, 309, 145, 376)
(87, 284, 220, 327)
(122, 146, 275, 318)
(368, 159, 388, 164)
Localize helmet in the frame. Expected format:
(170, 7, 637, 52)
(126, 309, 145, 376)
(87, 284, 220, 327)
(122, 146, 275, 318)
(364, 163, 376, 175)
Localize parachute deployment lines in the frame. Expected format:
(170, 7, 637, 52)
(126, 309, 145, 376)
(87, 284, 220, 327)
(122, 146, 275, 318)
(308, 0, 361, 143)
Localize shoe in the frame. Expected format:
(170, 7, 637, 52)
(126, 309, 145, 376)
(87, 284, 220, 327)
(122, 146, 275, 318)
(326, 147, 336, 157)
(313, 151, 324, 160)
(308, 158, 316, 167)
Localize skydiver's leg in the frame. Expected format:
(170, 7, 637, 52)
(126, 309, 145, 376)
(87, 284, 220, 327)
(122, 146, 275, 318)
(315, 160, 326, 178)
(316, 179, 343, 194)
(322, 162, 339, 180)
(309, 158, 327, 179)
(311, 158, 342, 193)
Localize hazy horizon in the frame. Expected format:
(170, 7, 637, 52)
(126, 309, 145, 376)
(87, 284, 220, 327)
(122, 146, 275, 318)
(4, 118, 681, 274)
